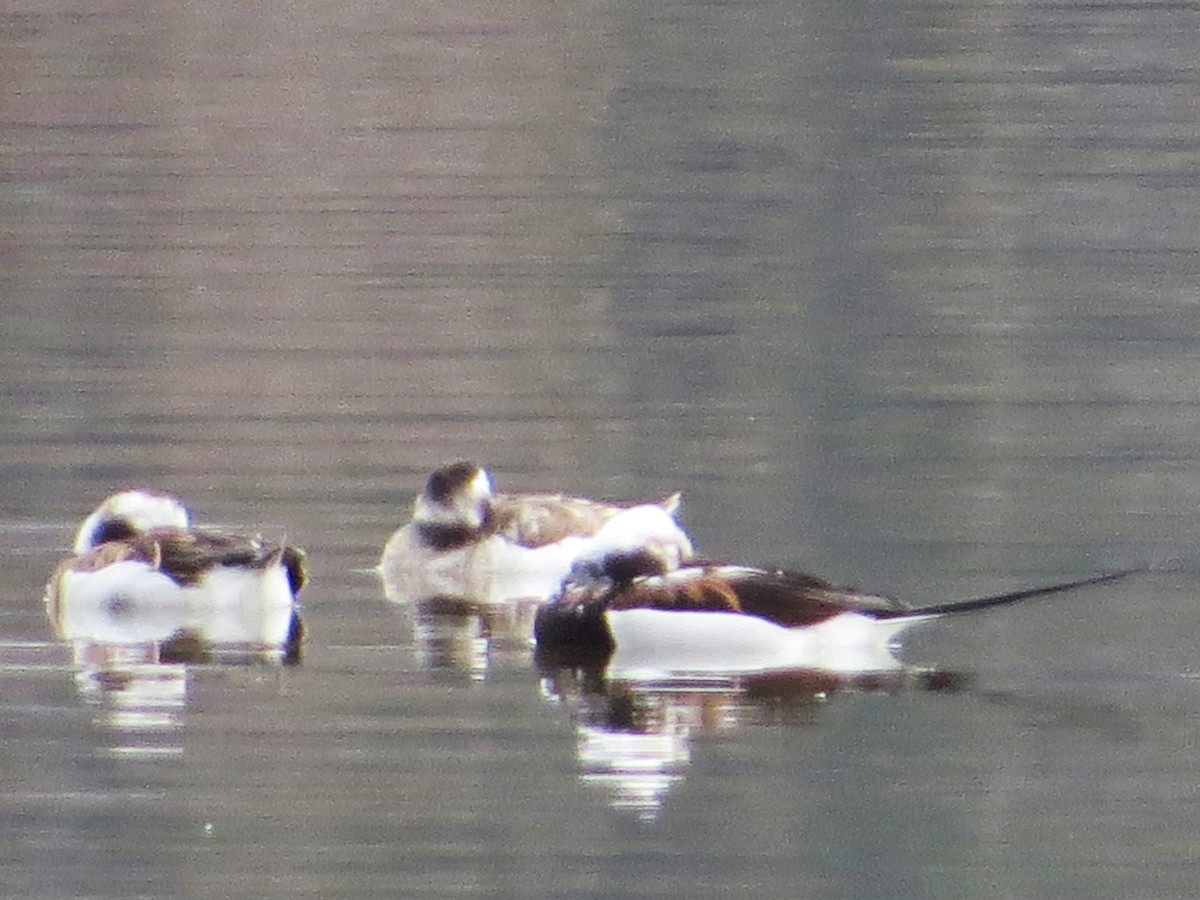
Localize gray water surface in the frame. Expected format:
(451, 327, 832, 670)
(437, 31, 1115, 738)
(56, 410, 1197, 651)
(4, 0, 1200, 897)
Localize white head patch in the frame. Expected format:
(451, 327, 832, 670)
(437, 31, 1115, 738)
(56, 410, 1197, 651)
(569, 504, 694, 582)
(72, 490, 191, 554)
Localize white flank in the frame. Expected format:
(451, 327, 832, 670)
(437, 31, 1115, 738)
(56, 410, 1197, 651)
(380, 523, 592, 606)
(59, 560, 181, 608)
(53, 559, 296, 647)
(604, 608, 929, 679)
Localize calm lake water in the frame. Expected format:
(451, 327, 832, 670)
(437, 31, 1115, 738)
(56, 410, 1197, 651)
(5, 0, 1200, 897)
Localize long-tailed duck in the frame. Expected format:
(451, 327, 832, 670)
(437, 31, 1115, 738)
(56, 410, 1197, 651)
(46, 490, 307, 627)
(534, 523, 1134, 676)
(378, 460, 689, 607)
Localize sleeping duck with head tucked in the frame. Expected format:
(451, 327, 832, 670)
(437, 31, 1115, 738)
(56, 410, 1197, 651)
(378, 460, 688, 608)
(46, 489, 307, 632)
(534, 509, 1135, 678)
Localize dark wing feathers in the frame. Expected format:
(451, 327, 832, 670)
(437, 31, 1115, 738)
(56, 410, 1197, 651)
(628, 566, 1131, 628)
(720, 568, 905, 627)
(566, 566, 902, 628)
(573, 565, 906, 628)
(145, 529, 272, 585)
(62, 527, 307, 592)
(605, 572, 743, 614)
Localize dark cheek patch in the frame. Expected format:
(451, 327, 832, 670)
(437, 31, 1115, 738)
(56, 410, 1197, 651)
(416, 523, 478, 551)
(89, 518, 138, 547)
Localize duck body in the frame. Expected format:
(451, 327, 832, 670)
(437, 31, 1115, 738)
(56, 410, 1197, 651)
(378, 461, 688, 607)
(535, 563, 916, 675)
(46, 490, 306, 647)
(535, 548, 1133, 678)
(380, 520, 599, 608)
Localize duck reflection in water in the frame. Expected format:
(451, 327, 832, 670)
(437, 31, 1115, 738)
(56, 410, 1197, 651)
(539, 663, 970, 823)
(45, 490, 306, 755)
(377, 461, 688, 676)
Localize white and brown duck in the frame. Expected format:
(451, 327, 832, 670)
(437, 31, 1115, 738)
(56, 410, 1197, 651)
(46, 489, 307, 638)
(535, 512, 1133, 677)
(378, 460, 689, 609)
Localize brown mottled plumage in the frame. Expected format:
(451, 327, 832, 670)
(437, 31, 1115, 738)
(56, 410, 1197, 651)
(487, 492, 639, 549)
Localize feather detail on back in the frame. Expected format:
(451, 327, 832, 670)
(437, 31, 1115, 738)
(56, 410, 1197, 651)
(58, 528, 305, 588)
(488, 494, 622, 549)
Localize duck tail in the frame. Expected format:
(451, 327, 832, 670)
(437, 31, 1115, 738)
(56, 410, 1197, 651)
(878, 568, 1141, 621)
(261, 544, 307, 596)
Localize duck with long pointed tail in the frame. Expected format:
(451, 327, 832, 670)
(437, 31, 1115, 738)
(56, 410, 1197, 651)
(535, 506, 1134, 677)
(378, 460, 689, 608)
(46, 489, 307, 641)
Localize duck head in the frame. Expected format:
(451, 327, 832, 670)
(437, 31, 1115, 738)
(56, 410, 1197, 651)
(412, 461, 495, 538)
(567, 504, 694, 589)
(72, 489, 192, 554)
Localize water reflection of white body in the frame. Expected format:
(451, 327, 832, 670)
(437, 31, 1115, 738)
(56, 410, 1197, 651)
(572, 683, 737, 821)
(378, 530, 578, 677)
(49, 587, 302, 757)
(542, 666, 967, 822)
(380, 558, 539, 679)
(400, 598, 539, 680)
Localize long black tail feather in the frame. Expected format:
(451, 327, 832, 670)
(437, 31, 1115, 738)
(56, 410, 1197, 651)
(877, 568, 1142, 621)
